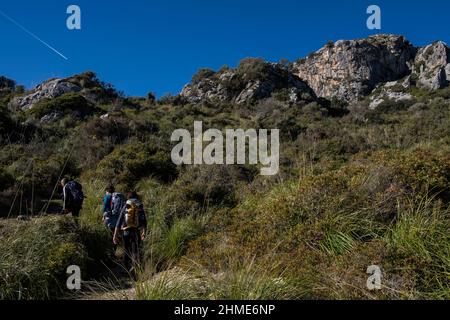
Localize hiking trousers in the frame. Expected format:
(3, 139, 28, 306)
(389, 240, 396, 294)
(122, 228, 142, 271)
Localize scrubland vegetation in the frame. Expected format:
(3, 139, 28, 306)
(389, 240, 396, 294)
(0, 68, 449, 299)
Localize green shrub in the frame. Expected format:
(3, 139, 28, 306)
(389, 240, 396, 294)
(192, 68, 216, 84)
(236, 58, 271, 82)
(96, 140, 176, 189)
(30, 93, 95, 119)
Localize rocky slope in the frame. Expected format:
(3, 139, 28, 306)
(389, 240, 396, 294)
(181, 35, 450, 105)
(180, 58, 316, 104)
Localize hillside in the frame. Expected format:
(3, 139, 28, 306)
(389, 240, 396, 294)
(0, 35, 449, 300)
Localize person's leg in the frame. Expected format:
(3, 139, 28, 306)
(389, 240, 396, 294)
(72, 206, 81, 217)
(128, 229, 137, 266)
(123, 231, 132, 271)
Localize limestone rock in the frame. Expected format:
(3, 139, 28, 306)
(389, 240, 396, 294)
(40, 111, 64, 123)
(413, 41, 450, 90)
(369, 79, 414, 109)
(292, 35, 416, 102)
(9, 78, 81, 111)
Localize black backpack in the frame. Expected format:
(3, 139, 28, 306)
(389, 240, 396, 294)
(66, 181, 85, 206)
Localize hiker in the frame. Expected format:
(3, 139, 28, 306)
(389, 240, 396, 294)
(113, 191, 147, 272)
(61, 178, 84, 217)
(102, 186, 125, 253)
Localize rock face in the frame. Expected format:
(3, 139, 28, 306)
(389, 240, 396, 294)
(9, 78, 81, 111)
(291, 35, 417, 102)
(181, 60, 316, 104)
(413, 41, 450, 90)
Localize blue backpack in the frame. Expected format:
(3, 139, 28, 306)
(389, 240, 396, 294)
(106, 192, 125, 227)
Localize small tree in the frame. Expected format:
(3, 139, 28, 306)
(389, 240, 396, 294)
(0, 76, 15, 90)
(147, 92, 156, 104)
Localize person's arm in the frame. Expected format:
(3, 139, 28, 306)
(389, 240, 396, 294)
(102, 195, 110, 220)
(62, 185, 67, 212)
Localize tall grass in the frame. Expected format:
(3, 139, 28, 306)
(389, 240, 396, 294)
(137, 177, 211, 270)
(135, 257, 311, 300)
(385, 195, 450, 299)
(0, 216, 87, 300)
(143, 213, 210, 271)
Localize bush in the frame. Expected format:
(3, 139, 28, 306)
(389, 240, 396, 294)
(0, 76, 15, 90)
(0, 167, 14, 192)
(0, 106, 15, 141)
(30, 93, 96, 119)
(96, 139, 177, 189)
(236, 58, 271, 82)
(192, 68, 216, 84)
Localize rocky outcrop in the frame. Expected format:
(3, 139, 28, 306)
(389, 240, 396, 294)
(369, 82, 414, 109)
(292, 35, 417, 102)
(178, 35, 450, 105)
(412, 41, 450, 90)
(40, 111, 64, 123)
(9, 78, 81, 111)
(8, 72, 119, 111)
(181, 60, 316, 104)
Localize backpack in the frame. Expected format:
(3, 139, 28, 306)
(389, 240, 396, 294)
(125, 202, 139, 229)
(66, 181, 84, 206)
(110, 192, 125, 217)
(104, 192, 124, 228)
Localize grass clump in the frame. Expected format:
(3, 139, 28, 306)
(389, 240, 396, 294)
(135, 258, 310, 300)
(0, 216, 87, 299)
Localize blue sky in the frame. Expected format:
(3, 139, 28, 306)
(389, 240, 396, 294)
(0, 0, 449, 97)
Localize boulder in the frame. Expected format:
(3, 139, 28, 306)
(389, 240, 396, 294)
(9, 78, 81, 111)
(40, 111, 64, 123)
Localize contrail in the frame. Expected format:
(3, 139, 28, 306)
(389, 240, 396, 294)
(0, 9, 68, 60)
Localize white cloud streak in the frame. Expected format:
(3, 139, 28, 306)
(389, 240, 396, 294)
(0, 9, 68, 61)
